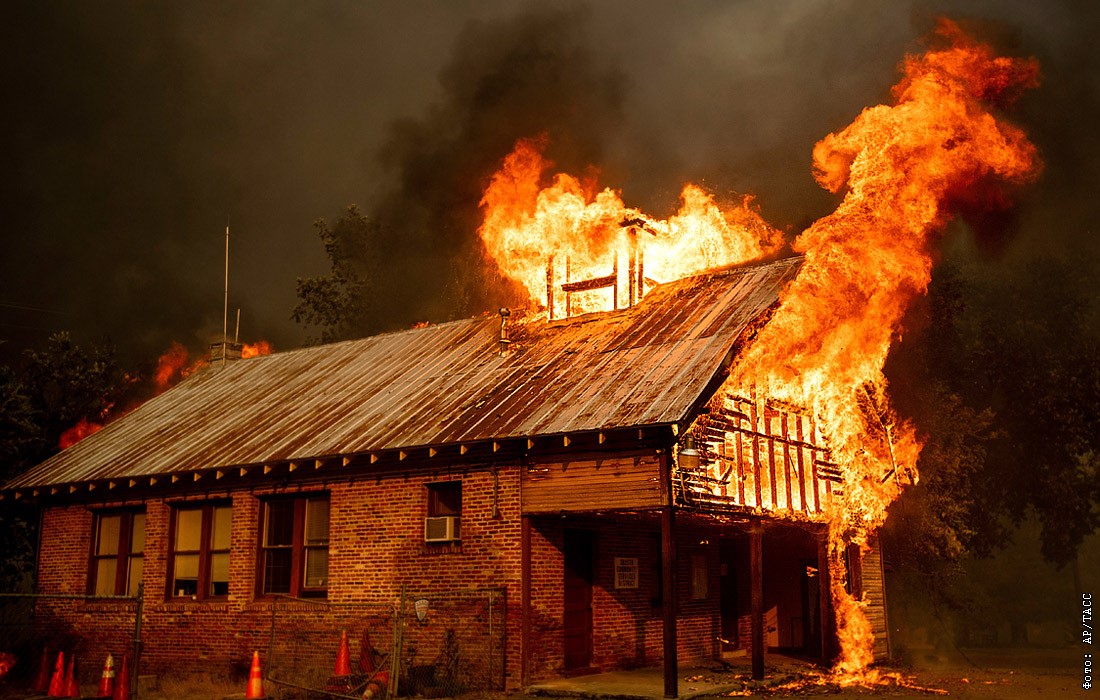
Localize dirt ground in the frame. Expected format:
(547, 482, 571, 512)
(684, 647, 1086, 699)
(0, 647, 1086, 699)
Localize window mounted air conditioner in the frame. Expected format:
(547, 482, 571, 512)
(424, 515, 460, 543)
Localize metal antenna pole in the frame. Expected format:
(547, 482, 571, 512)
(222, 221, 230, 366)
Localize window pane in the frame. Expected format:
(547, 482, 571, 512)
(209, 552, 230, 597)
(263, 549, 292, 594)
(131, 513, 146, 554)
(95, 559, 117, 596)
(304, 499, 329, 544)
(265, 501, 295, 547)
(96, 515, 121, 556)
(173, 553, 199, 596)
(175, 509, 203, 551)
(304, 548, 328, 589)
(428, 482, 461, 516)
(127, 557, 143, 597)
(211, 506, 232, 550)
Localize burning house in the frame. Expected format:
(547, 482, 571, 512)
(1, 254, 895, 695)
(1, 19, 1041, 698)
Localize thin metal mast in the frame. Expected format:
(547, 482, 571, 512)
(222, 221, 229, 366)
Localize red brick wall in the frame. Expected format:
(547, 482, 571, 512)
(33, 466, 524, 688)
(527, 517, 723, 681)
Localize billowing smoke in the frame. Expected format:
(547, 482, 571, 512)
(2, 2, 1098, 362)
(322, 8, 628, 333)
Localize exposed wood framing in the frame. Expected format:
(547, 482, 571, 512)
(676, 395, 832, 517)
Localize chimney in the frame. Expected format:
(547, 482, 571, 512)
(210, 341, 244, 364)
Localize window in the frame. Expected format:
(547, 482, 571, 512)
(427, 481, 461, 517)
(169, 503, 231, 599)
(425, 481, 461, 542)
(90, 511, 145, 597)
(260, 495, 329, 597)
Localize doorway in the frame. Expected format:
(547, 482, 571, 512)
(563, 529, 594, 672)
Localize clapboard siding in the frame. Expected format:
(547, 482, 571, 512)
(522, 455, 662, 513)
(862, 535, 890, 660)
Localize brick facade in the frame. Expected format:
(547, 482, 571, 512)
(34, 465, 885, 688)
(35, 465, 523, 688)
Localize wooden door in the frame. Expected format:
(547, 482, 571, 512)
(563, 529, 594, 671)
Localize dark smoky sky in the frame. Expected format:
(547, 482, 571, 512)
(0, 0, 1096, 365)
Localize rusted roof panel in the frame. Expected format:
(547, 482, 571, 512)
(5, 257, 802, 489)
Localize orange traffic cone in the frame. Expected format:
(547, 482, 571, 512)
(332, 630, 351, 677)
(97, 654, 116, 698)
(112, 655, 130, 700)
(63, 655, 79, 699)
(32, 647, 52, 692)
(358, 629, 376, 673)
(47, 651, 65, 698)
(245, 651, 264, 700)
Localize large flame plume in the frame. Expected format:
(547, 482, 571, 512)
(729, 20, 1039, 679)
(478, 20, 1039, 679)
(479, 136, 784, 316)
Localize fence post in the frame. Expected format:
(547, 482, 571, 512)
(268, 597, 278, 679)
(132, 582, 144, 700)
(487, 590, 495, 690)
(388, 585, 406, 698)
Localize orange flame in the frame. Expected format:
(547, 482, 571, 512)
(154, 341, 201, 390)
(59, 339, 274, 449)
(241, 340, 273, 359)
(729, 20, 1039, 679)
(58, 418, 104, 450)
(477, 20, 1038, 681)
(478, 136, 784, 316)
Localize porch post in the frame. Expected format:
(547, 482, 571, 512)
(521, 514, 531, 687)
(659, 451, 678, 698)
(749, 518, 764, 680)
(817, 530, 833, 662)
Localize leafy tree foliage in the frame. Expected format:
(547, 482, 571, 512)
(0, 332, 129, 590)
(292, 206, 378, 344)
(19, 332, 128, 450)
(886, 255, 1100, 575)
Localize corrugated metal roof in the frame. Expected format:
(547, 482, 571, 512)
(4, 256, 802, 490)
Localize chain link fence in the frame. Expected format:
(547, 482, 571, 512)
(266, 587, 506, 698)
(0, 588, 143, 698)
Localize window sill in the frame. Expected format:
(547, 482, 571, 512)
(244, 596, 329, 611)
(79, 599, 138, 612)
(421, 542, 463, 555)
(155, 601, 231, 613)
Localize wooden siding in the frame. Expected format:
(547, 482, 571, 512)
(862, 534, 890, 661)
(522, 455, 662, 514)
(676, 394, 834, 517)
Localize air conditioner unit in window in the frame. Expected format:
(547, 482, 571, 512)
(424, 515, 460, 543)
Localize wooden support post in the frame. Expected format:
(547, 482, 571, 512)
(546, 256, 555, 320)
(521, 515, 532, 687)
(817, 531, 833, 662)
(750, 518, 764, 681)
(660, 451, 678, 699)
(612, 256, 619, 310)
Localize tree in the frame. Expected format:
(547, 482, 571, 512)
(885, 254, 1100, 577)
(0, 333, 129, 591)
(292, 206, 378, 344)
(20, 332, 128, 449)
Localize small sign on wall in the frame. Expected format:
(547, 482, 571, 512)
(614, 557, 639, 589)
